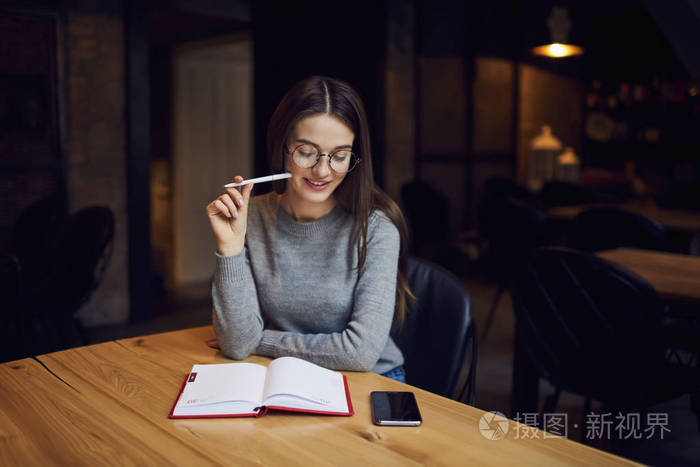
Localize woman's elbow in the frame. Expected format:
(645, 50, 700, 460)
(220, 340, 256, 360)
(352, 360, 376, 372)
(342, 348, 380, 372)
(214, 326, 261, 360)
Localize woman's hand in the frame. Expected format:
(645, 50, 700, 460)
(206, 176, 255, 256)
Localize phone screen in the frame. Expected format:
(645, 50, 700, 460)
(370, 391, 422, 426)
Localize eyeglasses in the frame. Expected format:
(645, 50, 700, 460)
(287, 143, 360, 174)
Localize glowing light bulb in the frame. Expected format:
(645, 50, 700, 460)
(549, 43, 566, 57)
(531, 43, 584, 58)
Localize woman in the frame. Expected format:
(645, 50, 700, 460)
(206, 76, 412, 381)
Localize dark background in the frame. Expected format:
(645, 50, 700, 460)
(1, 0, 699, 320)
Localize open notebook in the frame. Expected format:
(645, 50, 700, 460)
(169, 356, 353, 418)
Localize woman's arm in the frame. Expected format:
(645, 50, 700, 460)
(254, 214, 400, 371)
(208, 176, 263, 359)
(211, 249, 264, 359)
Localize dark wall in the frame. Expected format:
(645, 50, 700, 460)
(252, 0, 386, 188)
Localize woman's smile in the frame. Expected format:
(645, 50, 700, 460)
(304, 178, 332, 190)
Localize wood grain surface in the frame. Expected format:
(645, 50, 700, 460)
(0, 326, 638, 465)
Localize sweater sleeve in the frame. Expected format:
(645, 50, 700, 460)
(211, 248, 264, 360)
(255, 214, 400, 371)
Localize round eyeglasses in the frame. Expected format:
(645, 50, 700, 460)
(287, 143, 360, 174)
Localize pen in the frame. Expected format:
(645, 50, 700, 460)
(224, 173, 292, 188)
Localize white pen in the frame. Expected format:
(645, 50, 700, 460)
(224, 172, 292, 188)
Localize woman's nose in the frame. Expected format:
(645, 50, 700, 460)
(312, 154, 332, 177)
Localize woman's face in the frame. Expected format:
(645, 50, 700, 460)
(284, 113, 354, 208)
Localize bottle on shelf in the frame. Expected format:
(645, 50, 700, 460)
(555, 146, 581, 183)
(528, 124, 562, 191)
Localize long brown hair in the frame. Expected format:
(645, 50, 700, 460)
(266, 75, 413, 329)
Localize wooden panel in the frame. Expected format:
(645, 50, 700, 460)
(418, 56, 467, 157)
(384, 0, 416, 202)
(473, 57, 515, 154)
(173, 38, 253, 285)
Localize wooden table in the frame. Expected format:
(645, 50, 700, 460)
(0, 326, 636, 465)
(597, 248, 700, 303)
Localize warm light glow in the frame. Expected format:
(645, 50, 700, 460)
(531, 42, 584, 58)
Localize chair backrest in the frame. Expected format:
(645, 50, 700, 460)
(0, 254, 20, 325)
(480, 198, 554, 279)
(481, 176, 537, 207)
(0, 254, 21, 361)
(400, 181, 450, 257)
(509, 247, 666, 402)
(540, 181, 597, 208)
(12, 195, 67, 261)
(570, 207, 668, 252)
(393, 257, 476, 403)
(48, 206, 115, 313)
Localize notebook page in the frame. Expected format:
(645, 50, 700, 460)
(177, 362, 266, 408)
(262, 357, 347, 412)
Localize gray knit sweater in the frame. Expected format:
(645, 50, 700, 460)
(212, 192, 404, 374)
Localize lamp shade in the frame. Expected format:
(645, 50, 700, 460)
(531, 7, 584, 58)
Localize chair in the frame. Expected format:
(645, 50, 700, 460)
(481, 176, 538, 207)
(393, 257, 477, 405)
(569, 207, 669, 252)
(400, 180, 451, 263)
(509, 247, 700, 428)
(0, 254, 21, 362)
(478, 198, 554, 339)
(26, 206, 115, 351)
(12, 195, 67, 262)
(539, 180, 597, 208)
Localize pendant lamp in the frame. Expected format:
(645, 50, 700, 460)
(531, 6, 584, 58)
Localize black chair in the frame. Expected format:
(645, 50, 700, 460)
(478, 198, 554, 339)
(12, 195, 67, 262)
(569, 207, 669, 252)
(400, 180, 451, 263)
(539, 180, 597, 208)
(481, 176, 538, 208)
(510, 247, 700, 428)
(26, 206, 115, 352)
(393, 257, 477, 405)
(0, 254, 21, 362)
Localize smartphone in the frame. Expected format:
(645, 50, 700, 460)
(370, 391, 422, 426)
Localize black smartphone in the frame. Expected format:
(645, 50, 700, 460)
(370, 391, 422, 426)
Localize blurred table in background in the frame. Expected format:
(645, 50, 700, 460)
(547, 203, 700, 233)
(597, 248, 700, 305)
(547, 202, 700, 254)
